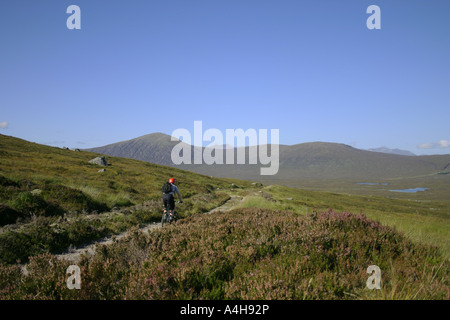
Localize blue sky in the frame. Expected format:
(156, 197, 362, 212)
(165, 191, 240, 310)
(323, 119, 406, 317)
(0, 0, 449, 155)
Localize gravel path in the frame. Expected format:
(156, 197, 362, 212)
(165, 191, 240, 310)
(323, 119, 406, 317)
(54, 222, 163, 264)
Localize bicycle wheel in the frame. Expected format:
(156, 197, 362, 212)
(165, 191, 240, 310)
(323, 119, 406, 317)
(161, 211, 167, 227)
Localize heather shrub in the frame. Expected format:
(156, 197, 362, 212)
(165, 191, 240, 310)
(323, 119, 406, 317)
(0, 262, 23, 299)
(1, 208, 448, 300)
(121, 208, 448, 300)
(16, 253, 74, 299)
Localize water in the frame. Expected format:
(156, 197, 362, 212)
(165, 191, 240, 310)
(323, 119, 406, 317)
(357, 183, 428, 193)
(389, 188, 428, 193)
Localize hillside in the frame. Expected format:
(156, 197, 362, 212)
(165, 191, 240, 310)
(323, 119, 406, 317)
(85, 133, 450, 201)
(0, 134, 449, 300)
(0, 134, 243, 210)
(0, 134, 251, 263)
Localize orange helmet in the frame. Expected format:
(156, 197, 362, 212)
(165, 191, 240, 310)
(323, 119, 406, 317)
(168, 178, 174, 183)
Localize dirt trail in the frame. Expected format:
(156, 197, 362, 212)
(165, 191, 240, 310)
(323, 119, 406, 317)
(39, 194, 246, 266)
(207, 195, 244, 214)
(53, 223, 162, 265)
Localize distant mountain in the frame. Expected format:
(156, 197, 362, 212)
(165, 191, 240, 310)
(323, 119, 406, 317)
(86, 133, 450, 182)
(86, 133, 190, 165)
(367, 147, 416, 156)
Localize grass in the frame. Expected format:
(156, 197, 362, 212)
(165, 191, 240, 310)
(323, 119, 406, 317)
(266, 174, 450, 202)
(0, 134, 254, 264)
(235, 194, 309, 214)
(0, 134, 448, 299)
(259, 185, 450, 259)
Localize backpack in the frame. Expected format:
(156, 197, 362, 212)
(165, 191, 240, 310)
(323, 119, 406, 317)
(162, 182, 172, 194)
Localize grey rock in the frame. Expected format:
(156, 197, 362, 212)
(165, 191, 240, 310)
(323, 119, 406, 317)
(89, 156, 108, 166)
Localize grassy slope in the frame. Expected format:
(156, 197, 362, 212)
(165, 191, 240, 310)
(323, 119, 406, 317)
(235, 185, 450, 259)
(0, 134, 249, 208)
(0, 134, 252, 263)
(0, 134, 448, 299)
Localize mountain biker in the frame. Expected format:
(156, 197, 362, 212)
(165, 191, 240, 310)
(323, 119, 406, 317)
(162, 178, 183, 218)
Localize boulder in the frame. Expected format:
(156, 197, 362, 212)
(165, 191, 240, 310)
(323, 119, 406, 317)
(89, 156, 108, 166)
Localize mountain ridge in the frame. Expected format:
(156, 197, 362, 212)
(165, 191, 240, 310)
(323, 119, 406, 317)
(367, 146, 416, 156)
(85, 133, 450, 181)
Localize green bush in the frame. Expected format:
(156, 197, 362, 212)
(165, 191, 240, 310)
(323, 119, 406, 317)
(41, 185, 109, 213)
(10, 192, 63, 217)
(0, 204, 24, 226)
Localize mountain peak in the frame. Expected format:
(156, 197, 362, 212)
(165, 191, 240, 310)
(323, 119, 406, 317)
(85, 133, 450, 181)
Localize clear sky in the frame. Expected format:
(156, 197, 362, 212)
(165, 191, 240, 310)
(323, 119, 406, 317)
(0, 0, 449, 155)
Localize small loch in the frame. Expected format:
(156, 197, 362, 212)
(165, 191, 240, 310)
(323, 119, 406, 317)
(389, 188, 428, 193)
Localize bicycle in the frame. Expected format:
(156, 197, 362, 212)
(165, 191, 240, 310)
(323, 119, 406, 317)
(161, 201, 181, 227)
